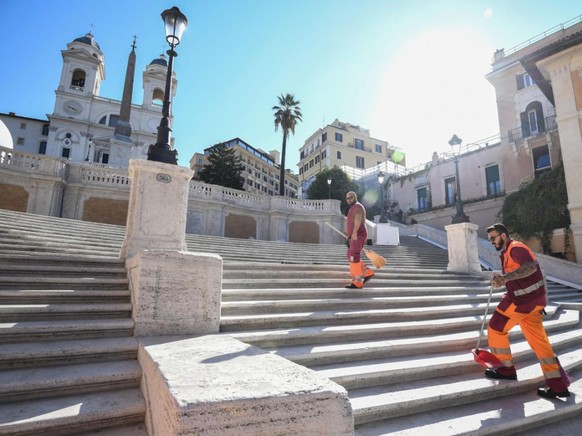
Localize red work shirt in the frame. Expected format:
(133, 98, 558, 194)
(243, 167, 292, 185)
(347, 202, 367, 239)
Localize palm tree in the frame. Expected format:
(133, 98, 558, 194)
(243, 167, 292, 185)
(273, 93, 302, 196)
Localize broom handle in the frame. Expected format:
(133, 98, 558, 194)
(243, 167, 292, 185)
(476, 284, 495, 350)
(325, 222, 348, 239)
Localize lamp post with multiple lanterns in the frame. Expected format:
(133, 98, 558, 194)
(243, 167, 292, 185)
(448, 134, 470, 224)
(147, 6, 188, 165)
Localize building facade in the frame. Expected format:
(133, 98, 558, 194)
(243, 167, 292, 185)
(1, 33, 174, 169)
(297, 119, 404, 197)
(191, 138, 299, 198)
(389, 15, 582, 262)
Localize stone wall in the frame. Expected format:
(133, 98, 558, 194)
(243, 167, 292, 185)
(0, 146, 344, 244)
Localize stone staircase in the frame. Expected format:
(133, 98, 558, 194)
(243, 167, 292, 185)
(0, 208, 581, 434)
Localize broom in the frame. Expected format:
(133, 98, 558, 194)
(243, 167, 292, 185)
(325, 222, 387, 269)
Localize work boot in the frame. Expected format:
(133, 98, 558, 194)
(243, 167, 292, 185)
(347, 262, 364, 289)
(484, 366, 517, 380)
(537, 387, 571, 398)
(361, 262, 375, 283)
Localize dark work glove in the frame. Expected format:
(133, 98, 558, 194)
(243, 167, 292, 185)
(346, 238, 351, 248)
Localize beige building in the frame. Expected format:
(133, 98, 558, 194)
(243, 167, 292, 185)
(190, 138, 299, 198)
(389, 15, 582, 262)
(297, 119, 404, 197)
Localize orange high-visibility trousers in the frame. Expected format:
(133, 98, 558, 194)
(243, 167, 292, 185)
(348, 261, 374, 288)
(488, 301, 568, 392)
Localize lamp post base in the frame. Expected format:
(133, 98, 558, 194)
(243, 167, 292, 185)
(452, 212, 470, 224)
(148, 144, 178, 165)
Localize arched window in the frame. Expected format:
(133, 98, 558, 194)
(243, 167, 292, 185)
(98, 114, 119, 127)
(152, 88, 164, 106)
(520, 101, 544, 138)
(71, 69, 86, 91)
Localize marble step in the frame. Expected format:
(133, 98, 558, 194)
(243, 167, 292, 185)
(0, 388, 145, 436)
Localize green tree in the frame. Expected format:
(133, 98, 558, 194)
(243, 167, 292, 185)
(273, 93, 302, 196)
(199, 143, 244, 190)
(498, 163, 570, 254)
(307, 167, 359, 215)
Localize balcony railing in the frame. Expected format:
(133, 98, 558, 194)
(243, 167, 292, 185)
(507, 115, 557, 143)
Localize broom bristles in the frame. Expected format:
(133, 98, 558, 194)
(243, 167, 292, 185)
(364, 249, 387, 269)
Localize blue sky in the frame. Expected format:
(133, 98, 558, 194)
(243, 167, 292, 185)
(1, 1, 581, 169)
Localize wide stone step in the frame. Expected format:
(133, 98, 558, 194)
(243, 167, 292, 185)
(0, 289, 130, 304)
(0, 265, 127, 277)
(312, 326, 582, 390)
(0, 360, 141, 403)
(0, 319, 134, 344)
(0, 388, 145, 436)
(353, 349, 582, 433)
(222, 269, 483, 281)
(259, 310, 579, 366)
(220, 302, 513, 332)
(222, 277, 486, 289)
(0, 253, 123, 266)
(0, 276, 128, 290)
(221, 285, 495, 301)
(0, 337, 138, 370)
(221, 293, 501, 315)
(0, 303, 133, 322)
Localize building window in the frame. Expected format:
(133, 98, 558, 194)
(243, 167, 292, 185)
(17, 137, 25, 145)
(335, 132, 343, 142)
(39, 142, 47, 154)
(309, 159, 314, 168)
(533, 145, 551, 178)
(528, 109, 539, 135)
(42, 124, 50, 136)
(100, 153, 109, 164)
(445, 177, 456, 206)
(375, 144, 382, 153)
(516, 72, 533, 90)
(20, 123, 26, 130)
(417, 187, 428, 210)
(485, 165, 501, 196)
(321, 150, 326, 159)
(62, 147, 71, 159)
(71, 69, 86, 91)
(98, 114, 119, 127)
(356, 156, 365, 169)
(315, 155, 320, 164)
(355, 138, 364, 150)
(322, 132, 327, 142)
(337, 151, 342, 160)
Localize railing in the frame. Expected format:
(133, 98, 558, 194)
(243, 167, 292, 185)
(0, 146, 67, 178)
(501, 15, 582, 59)
(507, 115, 557, 143)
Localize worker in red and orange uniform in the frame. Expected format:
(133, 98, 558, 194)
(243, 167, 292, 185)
(485, 223, 570, 399)
(345, 191, 374, 289)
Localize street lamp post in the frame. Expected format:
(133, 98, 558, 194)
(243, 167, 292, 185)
(448, 134, 470, 223)
(327, 177, 331, 199)
(377, 171, 387, 223)
(147, 6, 188, 165)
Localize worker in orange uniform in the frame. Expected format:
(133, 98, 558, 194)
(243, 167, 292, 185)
(345, 191, 374, 289)
(485, 223, 570, 399)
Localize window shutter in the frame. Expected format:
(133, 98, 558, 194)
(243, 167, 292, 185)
(520, 111, 530, 137)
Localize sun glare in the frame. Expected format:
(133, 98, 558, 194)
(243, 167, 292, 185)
(369, 26, 498, 168)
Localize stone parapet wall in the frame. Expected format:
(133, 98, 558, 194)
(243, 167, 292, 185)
(0, 148, 344, 244)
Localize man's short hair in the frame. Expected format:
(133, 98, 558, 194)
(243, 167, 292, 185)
(486, 222, 509, 236)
